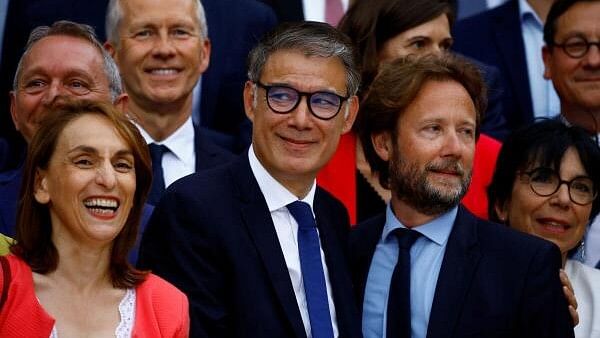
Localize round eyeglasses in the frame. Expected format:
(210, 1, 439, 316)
(255, 81, 348, 120)
(520, 167, 597, 205)
(552, 36, 600, 59)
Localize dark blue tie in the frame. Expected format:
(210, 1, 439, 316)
(148, 143, 169, 205)
(387, 228, 421, 338)
(287, 201, 334, 338)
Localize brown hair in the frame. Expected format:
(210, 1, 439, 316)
(338, 0, 454, 98)
(11, 100, 151, 288)
(357, 54, 487, 188)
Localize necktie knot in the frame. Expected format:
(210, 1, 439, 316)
(393, 228, 421, 251)
(287, 201, 315, 230)
(149, 143, 169, 162)
(147, 143, 169, 205)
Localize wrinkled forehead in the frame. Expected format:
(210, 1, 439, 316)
(20, 35, 106, 81)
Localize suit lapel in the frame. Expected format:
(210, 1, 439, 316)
(313, 191, 360, 337)
(231, 157, 307, 338)
(349, 214, 386, 313)
(492, 1, 534, 122)
(426, 207, 482, 338)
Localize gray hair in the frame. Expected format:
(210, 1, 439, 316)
(105, 0, 208, 45)
(13, 20, 123, 102)
(247, 21, 361, 97)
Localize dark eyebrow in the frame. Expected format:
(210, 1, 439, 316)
(67, 146, 133, 158)
(68, 145, 98, 155)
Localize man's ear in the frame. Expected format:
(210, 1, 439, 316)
(197, 38, 211, 74)
(9, 91, 19, 131)
(34, 169, 50, 205)
(542, 45, 553, 80)
(113, 93, 129, 114)
(341, 96, 359, 134)
(104, 41, 116, 57)
(371, 131, 392, 162)
(243, 81, 257, 123)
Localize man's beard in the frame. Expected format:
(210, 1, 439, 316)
(389, 148, 471, 216)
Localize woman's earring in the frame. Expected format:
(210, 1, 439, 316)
(580, 240, 586, 261)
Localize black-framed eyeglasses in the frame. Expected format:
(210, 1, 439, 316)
(255, 81, 349, 120)
(552, 36, 600, 58)
(520, 167, 597, 205)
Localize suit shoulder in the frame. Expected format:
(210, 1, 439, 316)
(473, 216, 558, 254)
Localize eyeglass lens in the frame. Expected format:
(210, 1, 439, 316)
(528, 168, 596, 205)
(559, 36, 600, 58)
(266, 85, 342, 119)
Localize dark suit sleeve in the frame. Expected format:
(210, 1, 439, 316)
(478, 63, 509, 141)
(519, 242, 574, 338)
(137, 184, 234, 338)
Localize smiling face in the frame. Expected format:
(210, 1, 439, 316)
(543, 1, 600, 115)
(34, 114, 136, 247)
(243, 50, 358, 197)
(374, 80, 476, 220)
(10, 35, 112, 143)
(497, 147, 592, 261)
(108, 0, 209, 110)
(379, 13, 453, 62)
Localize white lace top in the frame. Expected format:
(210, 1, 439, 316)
(49, 288, 136, 338)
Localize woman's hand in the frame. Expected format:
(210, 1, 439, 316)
(560, 269, 579, 326)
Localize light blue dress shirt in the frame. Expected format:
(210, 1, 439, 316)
(362, 204, 457, 338)
(519, 0, 560, 119)
(0, 0, 8, 65)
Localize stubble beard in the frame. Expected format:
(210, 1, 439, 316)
(389, 149, 471, 216)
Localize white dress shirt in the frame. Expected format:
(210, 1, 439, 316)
(248, 145, 339, 338)
(136, 116, 196, 188)
(565, 259, 600, 337)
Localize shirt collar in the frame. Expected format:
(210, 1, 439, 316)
(519, 0, 543, 27)
(248, 145, 316, 213)
(136, 116, 196, 168)
(382, 203, 457, 246)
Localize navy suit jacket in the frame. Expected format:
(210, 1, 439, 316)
(452, 0, 534, 132)
(200, 0, 277, 152)
(350, 206, 574, 338)
(258, 0, 304, 22)
(138, 155, 362, 338)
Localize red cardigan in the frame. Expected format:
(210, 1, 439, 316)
(0, 255, 189, 337)
(317, 132, 501, 223)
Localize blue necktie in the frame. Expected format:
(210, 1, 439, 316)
(287, 201, 334, 338)
(148, 143, 169, 205)
(387, 228, 421, 338)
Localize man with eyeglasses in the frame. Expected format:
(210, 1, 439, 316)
(542, 0, 600, 269)
(137, 21, 362, 338)
(351, 54, 574, 338)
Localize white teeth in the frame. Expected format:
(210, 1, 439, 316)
(84, 198, 118, 209)
(150, 69, 178, 75)
(88, 208, 115, 215)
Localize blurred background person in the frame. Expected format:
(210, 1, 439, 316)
(318, 0, 507, 223)
(0, 100, 188, 337)
(104, 0, 233, 208)
(453, 0, 558, 133)
(0, 21, 127, 238)
(488, 119, 600, 337)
